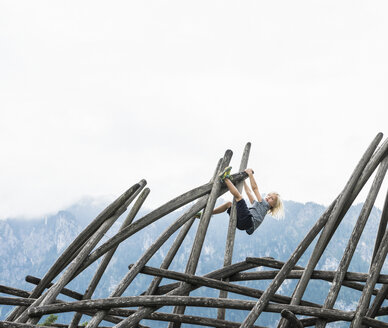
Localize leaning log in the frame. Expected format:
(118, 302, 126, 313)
(241, 133, 387, 328)
(351, 194, 388, 327)
(316, 155, 388, 328)
(278, 132, 383, 328)
(218, 142, 251, 320)
(19, 182, 144, 325)
(169, 150, 233, 328)
(69, 185, 149, 328)
(7, 181, 143, 322)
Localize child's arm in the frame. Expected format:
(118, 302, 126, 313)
(245, 168, 263, 202)
(244, 181, 255, 205)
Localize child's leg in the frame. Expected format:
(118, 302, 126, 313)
(212, 201, 232, 214)
(224, 178, 243, 202)
(234, 199, 254, 233)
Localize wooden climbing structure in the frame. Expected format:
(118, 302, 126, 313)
(1, 133, 388, 327)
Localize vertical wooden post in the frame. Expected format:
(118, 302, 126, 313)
(217, 142, 251, 320)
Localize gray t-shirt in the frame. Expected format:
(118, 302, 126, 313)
(246, 199, 270, 235)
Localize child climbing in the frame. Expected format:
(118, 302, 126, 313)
(212, 166, 284, 235)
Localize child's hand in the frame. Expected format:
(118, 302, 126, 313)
(245, 168, 254, 175)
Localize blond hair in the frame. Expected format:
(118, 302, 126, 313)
(267, 192, 285, 220)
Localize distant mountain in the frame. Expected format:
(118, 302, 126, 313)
(0, 198, 385, 327)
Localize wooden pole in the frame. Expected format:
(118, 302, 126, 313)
(168, 150, 233, 328)
(113, 260, 258, 326)
(358, 190, 388, 320)
(218, 142, 251, 320)
(86, 158, 225, 328)
(350, 198, 388, 327)
(136, 265, 320, 307)
(86, 196, 210, 328)
(144, 218, 196, 295)
(238, 133, 387, 328)
(0, 286, 30, 298)
(316, 156, 388, 328)
(230, 270, 388, 288)
(372, 188, 388, 262)
(18, 182, 144, 324)
(69, 185, 150, 328)
(280, 309, 303, 328)
(6, 181, 143, 322)
(277, 132, 383, 328)
(72, 171, 253, 276)
(144, 158, 223, 296)
(27, 296, 356, 322)
(25, 276, 83, 300)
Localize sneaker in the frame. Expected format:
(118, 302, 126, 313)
(194, 212, 201, 219)
(219, 166, 232, 182)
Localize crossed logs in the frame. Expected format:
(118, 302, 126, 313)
(1, 132, 388, 328)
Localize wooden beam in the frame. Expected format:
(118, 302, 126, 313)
(240, 133, 388, 328)
(69, 185, 149, 328)
(218, 142, 251, 320)
(169, 151, 233, 328)
(27, 295, 355, 322)
(280, 309, 303, 328)
(6, 181, 143, 322)
(316, 155, 388, 328)
(136, 265, 320, 307)
(277, 132, 384, 328)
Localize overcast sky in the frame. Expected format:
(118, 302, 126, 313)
(1, 1, 387, 219)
